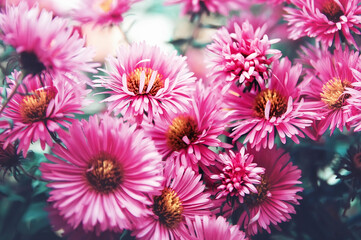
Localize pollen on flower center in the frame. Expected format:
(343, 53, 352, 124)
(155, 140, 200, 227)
(320, 78, 351, 109)
(127, 67, 164, 96)
(244, 175, 270, 206)
(321, 0, 344, 23)
(166, 115, 199, 151)
(20, 87, 57, 123)
(85, 152, 123, 194)
(152, 187, 184, 229)
(99, 0, 112, 12)
(253, 89, 287, 118)
(19, 51, 46, 76)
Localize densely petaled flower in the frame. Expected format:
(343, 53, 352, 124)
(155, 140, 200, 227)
(225, 58, 316, 150)
(146, 81, 228, 171)
(284, 0, 361, 49)
(211, 147, 265, 203)
(1, 71, 88, 156)
(298, 45, 361, 135)
(0, 2, 97, 77)
(73, 0, 139, 26)
(184, 215, 247, 240)
(238, 146, 303, 235)
(164, 0, 247, 15)
(206, 19, 281, 89)
(132, 165, 212, 240)
(345, 68, 361, 132)
(40, 115, 164, 232)
(95, 42, 195, 125)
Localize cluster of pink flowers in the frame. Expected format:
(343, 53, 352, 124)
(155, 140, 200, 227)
(1, 0, 361, 239)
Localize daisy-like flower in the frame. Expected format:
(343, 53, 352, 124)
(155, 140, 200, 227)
(146, 81, 228, 171)
(298, 45, 361, 135)
(211, 147, 265, 203)
(345, 68, 361, 132)
(184, 215, 247, 240)
(40, 115, 164, 232)
(225, 57, 316, 150)
(238, 146, 303, 235)
(284, 0, 361, 49)
(1, 71, 88, 156)
(73, 0, 139, 26)
(95, 42, 195, 125)
(164, 0, 247, 16)
(0, 2, 97, 77)
(132, 165, 212, 240)
(206, 19, 281, 89)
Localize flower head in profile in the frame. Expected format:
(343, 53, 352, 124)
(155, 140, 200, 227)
(132, 165, 212, 240)
(0, 2, 97, 78)
(211, 147, 265, 203)
(40, 115, 164, 232)
(284, 0, 361, 49)
(146, 81, 228, 171)
(95, 42, 195, 125)
(1, 71, 88, 156)
(185, 215, 247, 240)
(206, 19, 281, 90)
(0, 141, 23, 178)
(73, 0, 139, 26)
(225, 58, 316, 150)
(238, 146, 303, 235)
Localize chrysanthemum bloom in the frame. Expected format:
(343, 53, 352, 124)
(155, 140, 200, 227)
(73, 0, 139, 26)
(145, 81, 229, 171)
(211, 147, 265, 203)
(0, 2, 97, 77)
(206, 20, 281, 89)
(184, 215, 247, 240)
(284, 0, 361, 49)
(1, 71, 88, 156)
(298, 45, 361, 135)
(0, 141, 22, 178)
(238, 146, 303, 235)
(345, 69, 361, 132)
(40, 115, 164, 232)
(164, 0, 247, 15)
(225, 58, 316, 150)
(132, 165, 212, 240)
(95, 42, 195, 125)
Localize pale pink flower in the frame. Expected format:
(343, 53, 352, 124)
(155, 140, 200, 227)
(284, 0, 361, 49)
(40, 115, 164, 232)
(95, 42, 195, 125)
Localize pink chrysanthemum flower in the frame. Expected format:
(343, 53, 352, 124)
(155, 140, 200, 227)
(343, 69, 361, 132)
(164, 0, 247, 15)
(1, 71, 88, 156)
(284, 0, 361, 49)
(206, 19, 281, 89)
(95, 42, 195, 125)
(298, 45, 361, 135)
(132, 165, 212, 240)
(0, 2, 97, 77)
(225, 58, 316, 150)
(73, 0, 139, 26)
(238, 146, 303, 235)
(211, 147, 265, 203)
(40, 115, 164, 232)
(146, 81, 228, 171)
(185, 215, 247, 240)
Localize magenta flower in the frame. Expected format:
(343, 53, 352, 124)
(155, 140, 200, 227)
(345, 69, 361, 132)
(284, 0, 361, 49)
(146, 81, 229, 171)
(206, 19, 281, 89)
(132, 165, 212, 240)
(225, 58, 316, 150)
(40, 115, 164, 232)
(73, 0, 139, 26)
(185, 215, 247, 240)
(238, 146, 303, 235)
(95, 42, 195, 125)
(1, 71, 88, 156)
(0, 2, 97, 77)
(211, 147, 265, 203)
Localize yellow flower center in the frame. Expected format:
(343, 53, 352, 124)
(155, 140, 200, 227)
(253, 89, 288, 118)
(127, 67, 164, 96)
(153, 187, 184, 229)
(321, 0, 344, 22)
(99, 0, 113, 13)
(166, 115, 199, 151)
(320, 78, 351, 109)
